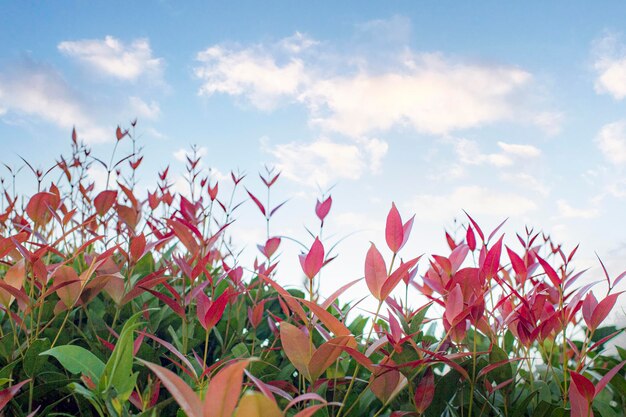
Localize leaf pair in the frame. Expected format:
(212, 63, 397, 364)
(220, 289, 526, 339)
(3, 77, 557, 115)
(569, 360, 626, 417)
(280, 322, 352, 381)
(142, 359, 251, 417)
(365, 244, 421, 301)
(582, 291, 623, 332)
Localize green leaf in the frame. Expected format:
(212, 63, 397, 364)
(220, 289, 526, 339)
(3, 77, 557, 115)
(591, 326, 618, 343)
(99, 311, 143, 399)
(41, 345, 105, 381)
(425, 369, 461, 417)
(511, 391, 538, 417)
(24, 338, 51, 377)
(488, 344, 513, 385)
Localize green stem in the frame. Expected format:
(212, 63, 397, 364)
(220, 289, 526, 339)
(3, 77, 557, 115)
(52, 309, 72, 347)
(336, 301, 382, 417)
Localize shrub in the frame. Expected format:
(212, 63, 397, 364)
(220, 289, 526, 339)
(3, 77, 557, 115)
(0, 123, 624, 417)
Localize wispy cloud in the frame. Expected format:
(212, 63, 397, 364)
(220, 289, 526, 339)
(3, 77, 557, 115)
(595, 120, 626, 165)
(58, 36, 164, 83)
(0, 59, 109, 143)
(263, 136, 388, 187)
(593, 32, 626, 100)
(194, 25, 555, 138)
(556, 199, 600, 219)
(128, 96, 161, 120)
(195, 44, 308, 110)
(452, 138, 542, 168)
(408, 185, 537, 221)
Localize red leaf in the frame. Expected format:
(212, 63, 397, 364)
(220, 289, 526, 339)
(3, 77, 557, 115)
(570, 372, 595, 402)
(130, 233, 146, 262)
(0, 379, 31, 410)
(315, 196, 332, 223)
(142, 288, 185, 318)
(445, 231, 457, 250)
(414, 368, 435, 413)
(466, 226, 476, 251)
(204, 290, 230, 331)
(506, 246, 527, 284)
(365, 243, 387, 300)
(26, 192, 60, 226)
(537, 255, 561, 288)
(246, 190, 266, 216)
(464, 212, 484, 243)
(481, 236, 503, 280)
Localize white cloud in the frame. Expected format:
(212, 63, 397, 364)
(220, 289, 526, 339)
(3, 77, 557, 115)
(408, 186, 537, 221)
(533, 111, 564, 136)
(593, 32, 626, 100)
(501, 172, 550, 196)
(0, 60, 108, 143)
(497, 141, 542, 158)
(556, 199, 600, 219)
(195, 45, 307, 110)
(595, 120, 626, 164)
(302, 54, 531, 137)
(194, 31, 554, 138)
(452, 138, 541, 169)
(58, 36, 163, 82)
(128, 96, 161, 120)
(279, 32, 319, 54)
(264, 136, 388, 187)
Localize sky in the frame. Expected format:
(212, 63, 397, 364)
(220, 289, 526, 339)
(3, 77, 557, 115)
(1, 1, 626, 322)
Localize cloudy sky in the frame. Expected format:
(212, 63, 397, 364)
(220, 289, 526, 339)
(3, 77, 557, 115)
(1, 1, 626, 316)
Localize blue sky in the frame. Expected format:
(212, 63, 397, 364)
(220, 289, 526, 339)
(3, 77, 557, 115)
(1, 1, 626, 316)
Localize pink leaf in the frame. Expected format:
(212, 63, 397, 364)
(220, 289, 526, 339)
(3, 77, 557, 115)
(401, 215, 415, 250)
(246, 190, 266, 216)
(582, 292, 598, 330)
(204, 360, 251, 417)
(481, 236, 503, 281)
(381, 256, 421, 301)
(386, 203, 404, 253)
(590, 292, 623, 332)
(537, 255, 561, 288)
(365, 243, 387, 300)
(300, 237, 324, 280)
(464, 212, 485, 243)
(506, 246, 528, 284)
(445, 284, 464, 325)
(315, 196, 332, 223)
(140, 360, 202, 417)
